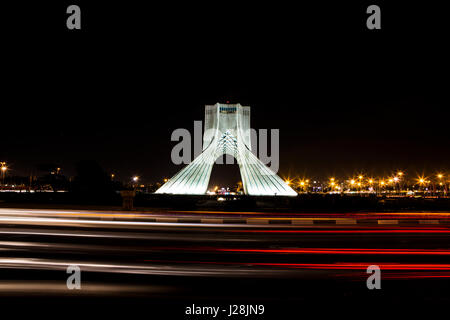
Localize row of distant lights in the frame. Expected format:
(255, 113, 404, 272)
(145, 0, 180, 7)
(0, 163, 444, 188)
(111, 175, 170, 183)
(0, 163, 145, 183)
(0, 164, 441, 188)
(0, 165, 145, 184)
(285, 171, 448, 189)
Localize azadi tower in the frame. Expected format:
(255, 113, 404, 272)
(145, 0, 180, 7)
(156, 103, 297, 196)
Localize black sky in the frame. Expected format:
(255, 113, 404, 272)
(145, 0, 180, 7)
(2, 1, 449, 186)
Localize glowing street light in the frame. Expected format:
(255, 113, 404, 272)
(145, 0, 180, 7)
(296, 179, 309, 193)
(329, 178, 336, 189)
(0, 162, 7, 185)
(132, 176, 139, 182)
(436, 174, 445, 194)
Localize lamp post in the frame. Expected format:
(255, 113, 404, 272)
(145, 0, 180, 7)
(437, 174, 444, 196)
(393, 176, 400, 195)
(396, 171, 404, 195)
(417, 177, 428, 195)
(350, 179, 356, 193)
(379, 180, 385, 195)
(132, 176, 139, 189)
(0, 162, 7, 186)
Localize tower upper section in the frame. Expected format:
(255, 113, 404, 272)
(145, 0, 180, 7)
(203, 103, 251, 151)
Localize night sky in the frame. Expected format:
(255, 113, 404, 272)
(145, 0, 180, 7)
(2, 1, 449, 186)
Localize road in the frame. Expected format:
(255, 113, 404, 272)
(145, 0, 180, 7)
(0, 207, 449, 317)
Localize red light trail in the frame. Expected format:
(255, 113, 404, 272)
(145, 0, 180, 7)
(215, 248, 450, 255)
(229, 228, 450, 234)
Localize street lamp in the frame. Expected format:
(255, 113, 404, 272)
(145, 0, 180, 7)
(329, 178, 336, 193)
(417, 177, 428, 194)
(395, 171, 405, 194)
(0, 162, 7, 185)
(131, 176, 140, 191)
(436, 174, 444, 196)
(298, 180, 309, 193)
(392, 176, 400, 195)
(379, 180, 385, 194)
(388, 179, 394, 190)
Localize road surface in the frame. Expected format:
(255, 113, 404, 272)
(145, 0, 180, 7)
(0, 208, 449, 317)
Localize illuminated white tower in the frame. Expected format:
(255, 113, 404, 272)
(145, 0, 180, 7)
(156, 103, 297, 196)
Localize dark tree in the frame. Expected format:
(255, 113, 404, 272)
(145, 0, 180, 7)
(71, 160, 117, 196)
